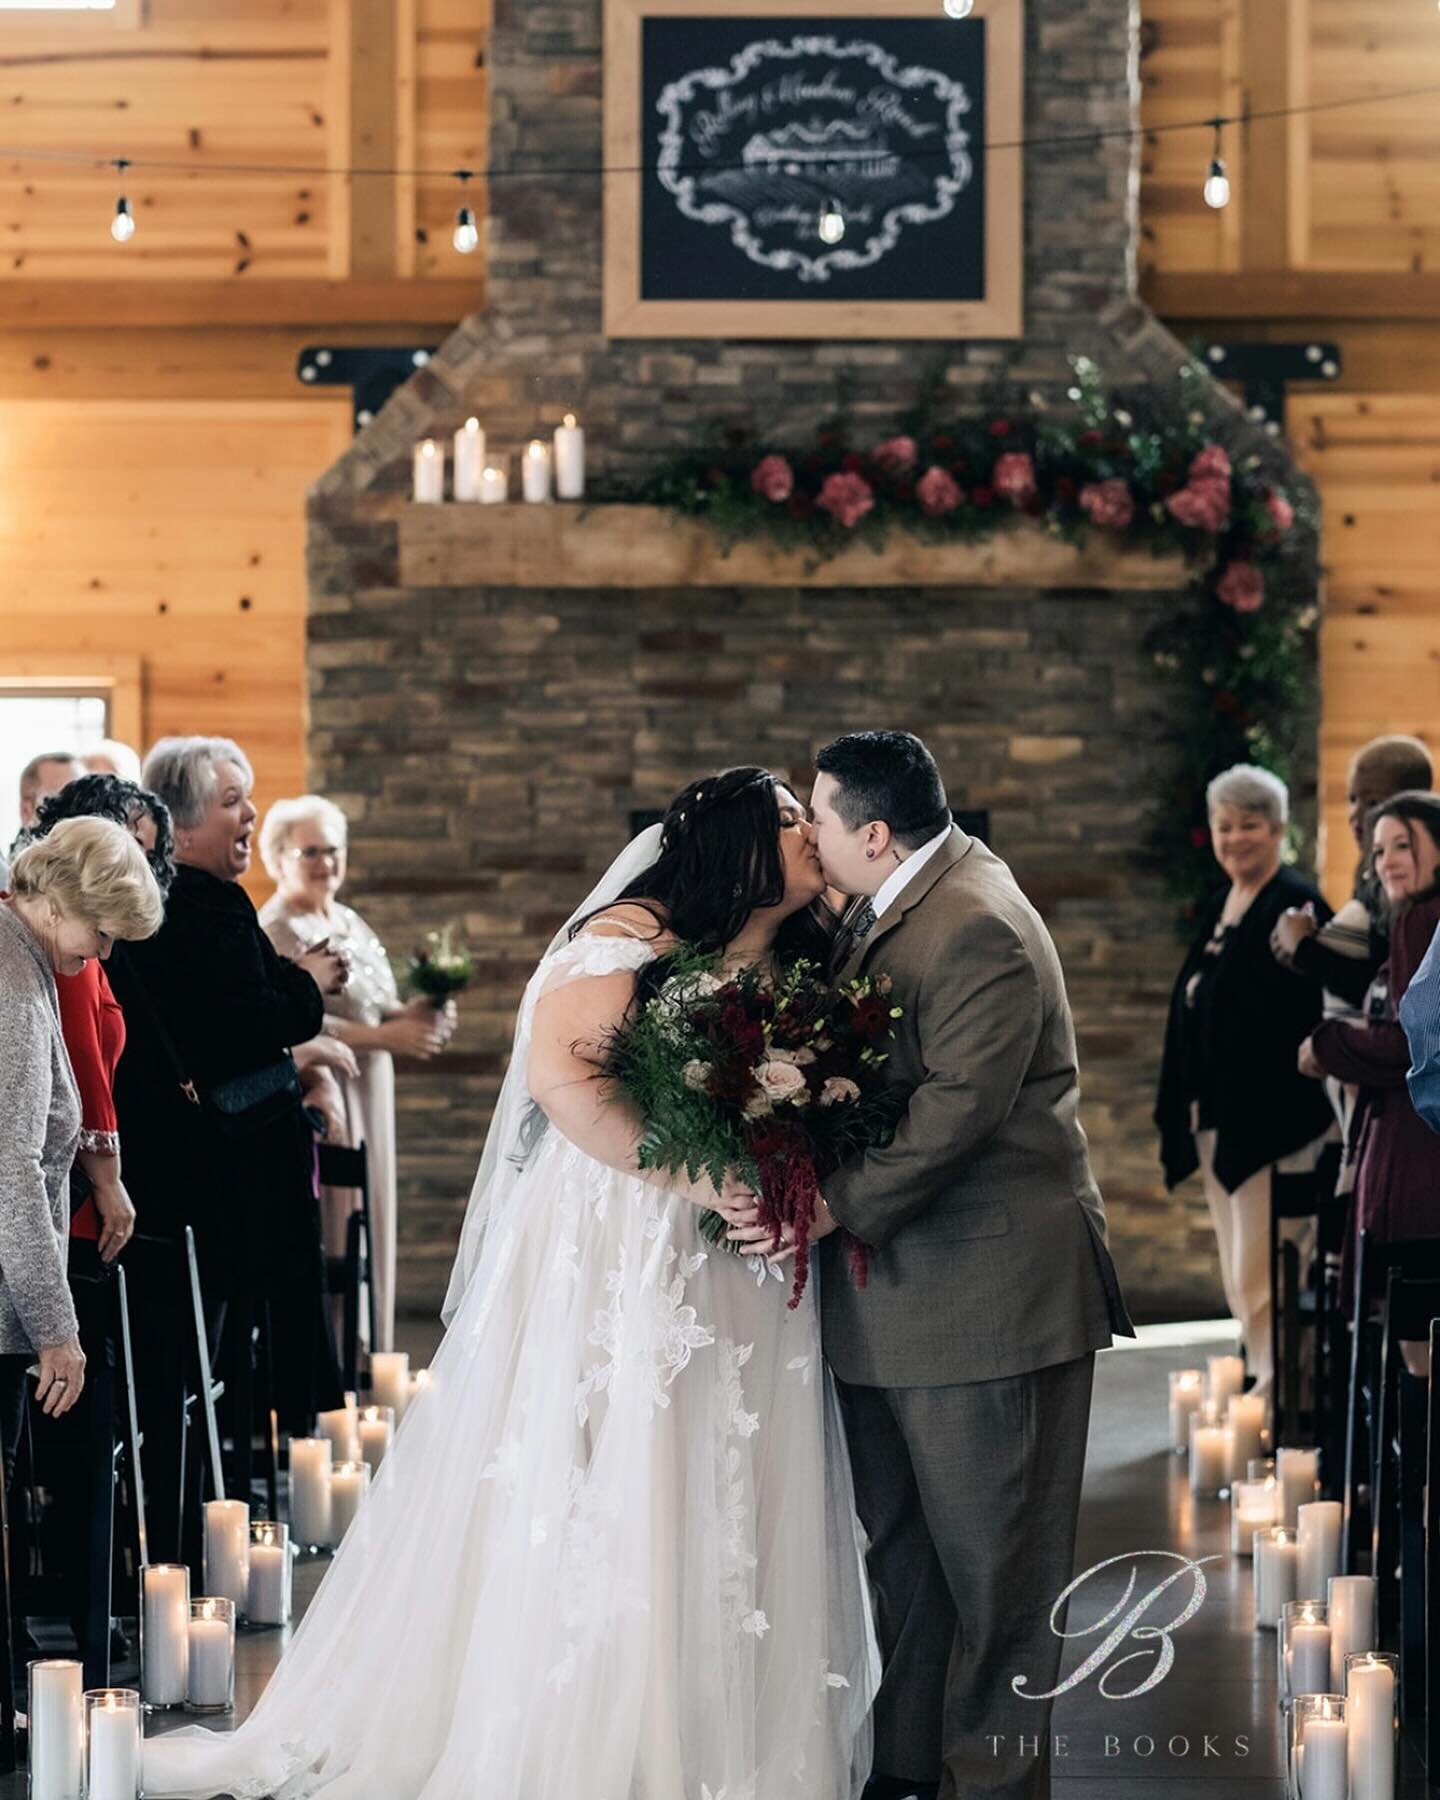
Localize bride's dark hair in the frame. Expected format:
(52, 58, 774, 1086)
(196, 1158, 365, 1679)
(574, 766, 834, 968)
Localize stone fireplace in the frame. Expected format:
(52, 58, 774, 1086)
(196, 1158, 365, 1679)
(306, 0, 1318, 1319)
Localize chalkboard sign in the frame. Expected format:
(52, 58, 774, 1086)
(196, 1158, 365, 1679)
(605, 0, 1023, 341)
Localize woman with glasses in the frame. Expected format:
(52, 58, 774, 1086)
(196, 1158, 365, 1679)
(259, 796, 455, 1353)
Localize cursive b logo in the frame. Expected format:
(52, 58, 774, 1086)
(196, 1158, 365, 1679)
(1011, 1552, 1221, 1702)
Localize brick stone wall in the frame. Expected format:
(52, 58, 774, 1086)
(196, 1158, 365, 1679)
(306, 0, 1320, 1321)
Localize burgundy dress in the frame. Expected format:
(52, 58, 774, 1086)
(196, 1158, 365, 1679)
(1311, 887, 1440, 1291)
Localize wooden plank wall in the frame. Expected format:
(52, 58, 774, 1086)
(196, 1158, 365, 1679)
(1141, 0, 1440, 900)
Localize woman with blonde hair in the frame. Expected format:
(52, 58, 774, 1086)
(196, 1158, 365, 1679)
(259, 795, 454, 1352)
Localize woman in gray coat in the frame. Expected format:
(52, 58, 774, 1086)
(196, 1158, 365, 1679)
(0, 817, 164, 1454)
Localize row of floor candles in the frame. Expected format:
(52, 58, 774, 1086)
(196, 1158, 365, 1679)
(28, 1355, 427, 1798)
(1170, 1357, 1395, 1798)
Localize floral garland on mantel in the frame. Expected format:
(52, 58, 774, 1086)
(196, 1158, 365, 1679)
(630, 358, 1319, 919)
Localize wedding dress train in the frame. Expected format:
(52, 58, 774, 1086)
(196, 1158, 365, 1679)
(142, 927, 877, 1800)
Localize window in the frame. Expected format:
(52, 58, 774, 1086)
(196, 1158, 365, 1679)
(0, 1, 142, 23)
(0, 692, 108, 852)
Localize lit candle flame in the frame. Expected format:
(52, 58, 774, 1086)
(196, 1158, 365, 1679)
(563, 413, 577, 429)
(421, 441, 436, 458)
(465, 417, 479, 432)
(202, 1599, 216, 1620)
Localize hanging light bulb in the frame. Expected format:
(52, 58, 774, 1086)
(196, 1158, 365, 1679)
(110, 158, 135, 242)
(1202, 121, 1230, 210)
(943, 0, 975, 15)
(817, 199, 846, 245)
(451, 168, 479, 255)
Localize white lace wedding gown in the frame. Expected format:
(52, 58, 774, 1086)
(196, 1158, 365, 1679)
(142, 927, 878, 1800)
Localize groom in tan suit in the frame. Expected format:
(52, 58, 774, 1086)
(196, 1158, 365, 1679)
(809, 731, 1133, 1800)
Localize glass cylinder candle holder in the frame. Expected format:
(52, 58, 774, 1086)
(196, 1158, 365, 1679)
(288, 1436, 333, 1555)
(1254, 1526, 1298, 1631)
(1276, 1446, 1320, 1528)
(1168, 1369, 1203, 1455)
(84, 1688, 141, 1800)
(1231, 1477, 1279, 1556)
(316, 1403, 360, 1464)
(139, 1562, 190, 1709)
(1289, 1693, 1346, 1800)
(1280, 1601, 1330, 1713)
(203, 1497, 250, 1612)
(1295, 1500, 1343, 1604)
(358, 1404, 394, 1475)
(1207, 1353, 1245, 1410)
(185, 1598, 235, 1714)
(1189, 1411, 1230, 1498)
(1344, 1651, 1397, 1800)
(330, 1460, 371, 1544)
(368, 1350, 410, 1422)
(28, 1659, 84, 1800)
(1327, 1575, 1377, 1692)
(247, 1519, 292, 1628)
(1226, 1391, 1267, 1483)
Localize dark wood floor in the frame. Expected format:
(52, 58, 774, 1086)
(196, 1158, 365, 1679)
(3, 1324, 1431, 1797)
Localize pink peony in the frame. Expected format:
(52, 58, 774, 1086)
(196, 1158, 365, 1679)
(916, 465, 964, 517)
(1189, 444, 1232, 485)
(1165, 478, 1231, 533)
(1217, 560, 1265, 612)
(817, 470, 875, 530)
(750, 454, 794, 504)
(1078, 478, 1135, 531)
(991, 450, 1038, 506)
(872, 436, 918, 475)
(1265, 490, 1295, 534)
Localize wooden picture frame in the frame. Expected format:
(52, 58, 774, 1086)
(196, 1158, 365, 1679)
(603, 0, 1023, 340)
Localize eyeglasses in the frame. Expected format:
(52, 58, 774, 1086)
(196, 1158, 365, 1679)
(286, 844, 345, 864)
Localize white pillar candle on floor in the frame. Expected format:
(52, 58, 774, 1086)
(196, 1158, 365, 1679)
(1346, 1652, 1397, 1800)
(1168, 1369, 1202, 1454)
(247, 1520, 291, 1627)
(1296, 1501, 1343, 1603)
(1302, 1708, 1349, 1800)
(1328, 1575, 1377, 1690)
(522, 439, 552, 503)
(288, 1436, 333, 1551)
(203, 1499, 250, 1610)
(1226, 1392, 1266, 1483)
(28, 1659, 83, 1799)
(1189, 1415, 1230, 1496)
(553, 413, 585, 499)
(84, 1688, 141, 1800)
(185, 1598, 235, 1713)
(330, 1460, 370, 1543)
(358, 1404, 394, 1475)
(370, 1351, 410, 1422)
(317, 1406, 360, 1463)
(139, 1564, 189, 1707)
(479, 463, 508, 503)
(1207, 1353, 1245, 1410)
(1276, 1446, 1320, 1527)
(1253, 1527, 1297, 1629)
(453, 417, 486, 500)
(1231, 1477, 1278, 1556)
(1290, 1620, 1332, 1701)
(412, 438, 444, 504)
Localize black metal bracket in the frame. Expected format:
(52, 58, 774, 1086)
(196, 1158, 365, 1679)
(296, 343, 442, 432)
(1199, 339, 1344, 435)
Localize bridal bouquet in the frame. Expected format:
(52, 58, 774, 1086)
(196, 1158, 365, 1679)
(401, 925, 474, 1005)
(602, 950, 903, 1308)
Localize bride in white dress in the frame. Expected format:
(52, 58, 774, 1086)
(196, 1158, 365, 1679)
(142, 767, 877, 1800)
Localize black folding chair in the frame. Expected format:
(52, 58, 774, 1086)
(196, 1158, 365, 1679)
(1424, 1316, 1440, 1778)
(318, 1141, 375, 1390)
(1268, 1154, 1345, 1449)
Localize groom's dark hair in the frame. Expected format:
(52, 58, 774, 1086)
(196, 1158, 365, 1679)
(815, 731, 950, 851)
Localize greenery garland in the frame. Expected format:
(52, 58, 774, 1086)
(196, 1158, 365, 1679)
(627, 357, 1319, 921)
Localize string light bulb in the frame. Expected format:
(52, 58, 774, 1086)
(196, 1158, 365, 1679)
(817, 199, 846, 245)
(943, 0, 976, 15)
(452, 168, 479, 255)
(1202, 121, 1230, 210)
(110, 159, 135, 242)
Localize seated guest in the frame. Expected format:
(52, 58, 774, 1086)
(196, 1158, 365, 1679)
(107, 737, 348, 1562)
(84, 740, 144, 784)
(1156, 765, 1336, 1397)
(258, 795, 454, 1353)
(0, 819, 163, 1474)
(1303, 793, 1440, 1305)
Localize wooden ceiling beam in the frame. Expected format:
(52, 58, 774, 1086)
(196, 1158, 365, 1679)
(0, 279, 479, 330)
(1143, 270, 1440, 318)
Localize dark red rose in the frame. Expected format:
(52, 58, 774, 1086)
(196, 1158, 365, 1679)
(841, 452, 866, 475)
(1078, 429, 1102, 449)
(971, 485, 995, 509)
(988, 419, 1012, 438)
(1055, 475, 1078, 502)
(787, 492, 816, 520)
(850, 994, 892, 1041)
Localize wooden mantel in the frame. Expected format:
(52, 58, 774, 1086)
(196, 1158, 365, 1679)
(397, 504, 1193, 591)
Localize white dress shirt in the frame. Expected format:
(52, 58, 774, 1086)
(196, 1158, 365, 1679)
(869, 823, 953, 925)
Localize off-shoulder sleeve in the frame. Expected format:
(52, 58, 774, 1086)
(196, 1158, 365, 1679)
(56, 962, 120, 1155)
(535, 931, 658, 998)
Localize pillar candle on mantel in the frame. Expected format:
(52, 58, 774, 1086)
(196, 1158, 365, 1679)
(1226, 1393, 1266, 1483)
(28, 1659, 84, 1800)
(1302, 1701, 1349, 1800)
(1346, 1651, 1397, 1800)
(412, 439, 444, 504)
(522, 439, 553, 503)
(1168, 1369, 1202, 1454)
(370, 1351, 409, 1422)
(553, 413, 585, 499)
(1207, 1354, 1245, 1411)
(1296, 1501, 1343, 1603)
(453, 418, 486, 500)
(288, 1437, 332, 1551)
(1253, 1526, 1297, 1630)
(1328, 1575, 1377, 1690)
(479, 464, 508, 504)
(202, 1499, 249, 1610)
(1276, 1446, 1319, 1527)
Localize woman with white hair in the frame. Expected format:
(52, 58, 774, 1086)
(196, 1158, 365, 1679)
(258, 796, 453, 1354)
(1155, 765, 1337, 1397)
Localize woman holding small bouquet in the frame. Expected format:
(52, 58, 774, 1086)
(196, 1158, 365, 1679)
(144, 766, 880, 1800)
